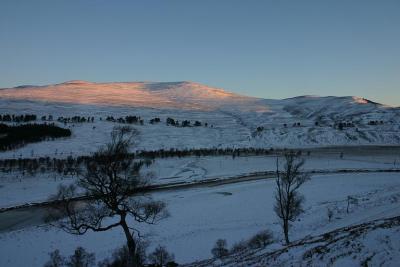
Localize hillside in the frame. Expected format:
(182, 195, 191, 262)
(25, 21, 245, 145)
(0, 81, 399, 157)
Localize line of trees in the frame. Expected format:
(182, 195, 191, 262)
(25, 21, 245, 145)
(0, 147, 287, 174)
(57, 116, 95, 123)
(0, 114, 37, 123)
(166, 117, 207, 127)
(0, 155, 152, 177)
(106, 116, 144, 125)
(137, 147, 275, 159)
(44, 245, 178, 267)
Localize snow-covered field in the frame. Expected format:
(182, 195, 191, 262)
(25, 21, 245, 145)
(0, 172, 400, 266)
(1, 152, 400, 209)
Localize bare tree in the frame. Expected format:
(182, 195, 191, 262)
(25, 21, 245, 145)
(274, 153, 310, 245)
(49, 126, 167, 267)
(248, 230, 274, 249)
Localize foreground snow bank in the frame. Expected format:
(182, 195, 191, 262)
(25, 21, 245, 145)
(185, 215, 400, 267)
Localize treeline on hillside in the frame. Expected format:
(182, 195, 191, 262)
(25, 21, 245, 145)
(0, 147, 277, 174)
(136, 147, 274, 159)
(106, 115, 209, 127)
(57, 116, 95, 123)
(166, 117, 208, 127)
(0, 114, 37, 123)
(0, 112, 212, 128)
(0, 154, 151, 176)
(106, 115, 144, 125)
(0, 123, 71, 151)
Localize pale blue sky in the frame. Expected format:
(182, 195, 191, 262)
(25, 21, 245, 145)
(1, 1, 399, 106)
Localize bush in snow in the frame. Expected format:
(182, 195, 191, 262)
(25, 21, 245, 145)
(248, 230, 274, 249)
(211, 239, 229, 258)
(230, 240, 248, 254)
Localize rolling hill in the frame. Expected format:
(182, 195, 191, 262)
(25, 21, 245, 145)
(0, 81, 399, 157)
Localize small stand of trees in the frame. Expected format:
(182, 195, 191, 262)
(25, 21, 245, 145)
(45, 244, 178, 267)
(0, 123, 71, 151)
(274, 153, 310, 244)
(166, 117, 205, 128)
(44, 247, 95, 267)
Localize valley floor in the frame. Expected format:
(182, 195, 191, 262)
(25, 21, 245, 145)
(0, 171, 399, 266)
(1, 147, 400, 209)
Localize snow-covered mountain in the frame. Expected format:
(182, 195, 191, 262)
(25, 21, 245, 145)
(0, 80, 399, 156)
(0, 80, 268, 112)
(0, 80, 397, 114)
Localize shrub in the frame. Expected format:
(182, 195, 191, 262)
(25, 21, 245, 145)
(248, 230, 274, 249)
(230, 240, 248, 254)
(211, 239, 229, 258)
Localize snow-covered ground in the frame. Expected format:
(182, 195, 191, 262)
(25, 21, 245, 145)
(1, 153, 400, 209)
(186, 216, 400, 267)
(0, 172, 399, 266)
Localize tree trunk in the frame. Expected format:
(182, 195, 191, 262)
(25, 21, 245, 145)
(121, 216, 137, 267)
(283, 220, 290, 245)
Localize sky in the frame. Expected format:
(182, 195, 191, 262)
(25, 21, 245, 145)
(0, 0, 399, 106)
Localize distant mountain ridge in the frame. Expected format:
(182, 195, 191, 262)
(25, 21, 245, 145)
(0, 80, 392, 112)
(0, 81, 271, 112)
